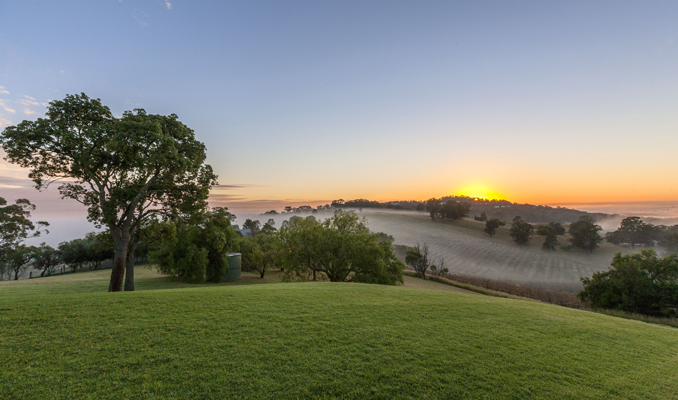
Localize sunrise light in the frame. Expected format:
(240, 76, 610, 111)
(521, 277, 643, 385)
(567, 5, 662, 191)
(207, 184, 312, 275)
(454, 185, 505, 201)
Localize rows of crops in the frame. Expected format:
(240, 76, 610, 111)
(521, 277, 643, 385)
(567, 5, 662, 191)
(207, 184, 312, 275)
(361, 210, 630, 287)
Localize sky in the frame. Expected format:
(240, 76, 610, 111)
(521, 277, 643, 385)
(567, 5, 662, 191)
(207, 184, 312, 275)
(2, 0, 678, 235)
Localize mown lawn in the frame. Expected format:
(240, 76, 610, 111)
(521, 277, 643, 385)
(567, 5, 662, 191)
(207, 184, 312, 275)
(1, 269, 677, 399)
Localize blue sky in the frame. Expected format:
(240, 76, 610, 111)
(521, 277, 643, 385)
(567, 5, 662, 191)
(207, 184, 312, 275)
(2, 0, 678, 222)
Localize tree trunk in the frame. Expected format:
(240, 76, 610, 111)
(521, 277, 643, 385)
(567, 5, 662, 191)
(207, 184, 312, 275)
(14, 269, 19, 280)
(109, 227, 130, 292)
(124, 239, 138, 291)
(260, 270, 265, 279)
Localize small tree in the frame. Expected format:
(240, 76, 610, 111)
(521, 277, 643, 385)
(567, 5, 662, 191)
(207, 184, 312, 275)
(509, 217, 533, 245)
(406, 243, 431, 279)
(569, 215, 603, 253)
(260, 222, 277, 235)
(0, 197, 48, 278)
(484, 219, 501, 237)
(58, 238, 90, 272)
(4, 245, 35, 280)
(537, 225, 559, 251)
(242, 219, 261, 236)
(429, 257, 448, 277)
(239, 233, 280, 279)
(549, 222, 566, 235)
(32, 243, 61, 277)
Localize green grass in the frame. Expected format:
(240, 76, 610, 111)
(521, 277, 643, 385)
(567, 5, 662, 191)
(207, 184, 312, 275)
(1, 268, 678, 399)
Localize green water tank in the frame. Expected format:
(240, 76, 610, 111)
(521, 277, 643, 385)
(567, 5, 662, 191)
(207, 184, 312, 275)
(222, 253, 242, 282)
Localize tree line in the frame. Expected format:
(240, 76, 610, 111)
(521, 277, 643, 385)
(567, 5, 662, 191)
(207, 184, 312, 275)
(0, 93, 405, 288)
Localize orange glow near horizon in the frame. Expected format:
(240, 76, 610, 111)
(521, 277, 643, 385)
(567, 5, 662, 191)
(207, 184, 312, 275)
(453, 184, 506, 201)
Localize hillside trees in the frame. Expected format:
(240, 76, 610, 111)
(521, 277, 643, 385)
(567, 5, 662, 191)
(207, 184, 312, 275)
(578, 249, 678, 316)
(536, 223, 565, 252)
(606, 217, 661, 248)
(0, 94, 216, 291)
(509, 217, 533, 245)
(278, 210, 404, 284)
(426, 198, 471, 220)
(658, 226, 678, 252)
(569, 216, 603, 253)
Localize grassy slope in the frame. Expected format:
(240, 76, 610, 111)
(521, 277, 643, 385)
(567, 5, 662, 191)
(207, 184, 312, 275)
(362, 210, 637, 287)
(2, 269, 677, 399)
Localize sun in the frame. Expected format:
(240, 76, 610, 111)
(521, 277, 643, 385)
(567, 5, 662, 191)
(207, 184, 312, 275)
(454, 185, 505, 201)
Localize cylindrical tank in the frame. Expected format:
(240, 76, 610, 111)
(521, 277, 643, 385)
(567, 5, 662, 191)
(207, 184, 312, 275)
(222, 253, 242, 282)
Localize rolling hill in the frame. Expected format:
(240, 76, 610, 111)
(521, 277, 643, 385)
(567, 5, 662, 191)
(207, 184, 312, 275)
(1, 267, 676, 399)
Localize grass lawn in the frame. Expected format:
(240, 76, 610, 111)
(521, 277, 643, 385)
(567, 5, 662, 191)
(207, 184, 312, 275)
(1, 268, 677, 399)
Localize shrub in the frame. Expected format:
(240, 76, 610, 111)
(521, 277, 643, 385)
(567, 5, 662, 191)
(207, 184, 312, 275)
(578, 249, 678, 317)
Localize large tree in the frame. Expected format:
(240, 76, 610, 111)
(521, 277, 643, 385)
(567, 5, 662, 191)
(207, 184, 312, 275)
(0, 94, 216, 291)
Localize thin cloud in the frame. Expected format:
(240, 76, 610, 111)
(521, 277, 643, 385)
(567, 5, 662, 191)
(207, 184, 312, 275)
(0, 116, 13, 128)
(0, 99, 16, 113)
(0, 175, 33, 188)
(132, 10, 149, 26)
(164, 1, 172, 10)
(213, 184, 268, 189)
(0, 86, 9, 95)
(23, 95, 35, 100)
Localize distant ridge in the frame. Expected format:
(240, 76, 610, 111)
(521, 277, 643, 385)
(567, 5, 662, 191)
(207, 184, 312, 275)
(332, 196, 614, 224)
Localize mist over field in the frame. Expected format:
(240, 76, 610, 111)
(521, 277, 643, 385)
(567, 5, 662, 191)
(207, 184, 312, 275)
(232, 206, 652, 291)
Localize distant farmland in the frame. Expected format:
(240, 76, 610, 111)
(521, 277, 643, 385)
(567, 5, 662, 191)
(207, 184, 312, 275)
(360, 210, 638, 289)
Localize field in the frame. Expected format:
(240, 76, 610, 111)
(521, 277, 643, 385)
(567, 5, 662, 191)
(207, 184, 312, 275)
(2, 267, 678, 399)
(359, 210, 637, 289)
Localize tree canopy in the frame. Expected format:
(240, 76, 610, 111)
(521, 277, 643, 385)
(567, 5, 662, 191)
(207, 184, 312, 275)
(0, 94, 216, 291)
